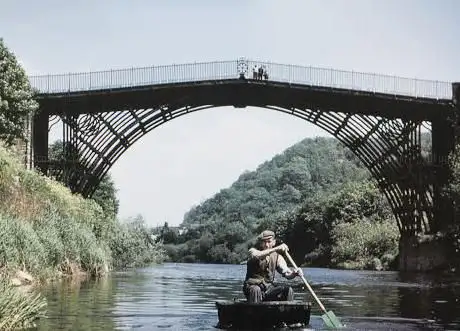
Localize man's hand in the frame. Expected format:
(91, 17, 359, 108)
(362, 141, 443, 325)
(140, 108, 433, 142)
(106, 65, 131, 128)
(294, 267, 303, 278)
(282, 266, 304, 280)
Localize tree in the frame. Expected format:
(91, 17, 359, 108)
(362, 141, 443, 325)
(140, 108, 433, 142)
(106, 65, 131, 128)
(48, 140, 119, 216)
(0, 38, 38, 145)
(159, 221, 179, 244)
(91, 174, 120, 217)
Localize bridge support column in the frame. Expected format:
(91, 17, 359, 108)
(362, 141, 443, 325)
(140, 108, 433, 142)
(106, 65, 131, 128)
(398, 235, 449, 271)
(451, 82, 460, 270)
(431, 117, 455, 232)
(398, 83, 460, 272)
(32, 110, 49, 175)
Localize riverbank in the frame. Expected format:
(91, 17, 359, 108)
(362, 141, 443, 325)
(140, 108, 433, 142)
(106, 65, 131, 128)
(0, 145, 166, 328)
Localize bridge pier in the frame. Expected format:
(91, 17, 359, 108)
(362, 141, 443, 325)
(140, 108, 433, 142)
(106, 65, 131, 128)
(398, 234, 449, 271)
(398, 83, 460, 272)
(431, 115, 455, 233)
(32, 110, 49, 175)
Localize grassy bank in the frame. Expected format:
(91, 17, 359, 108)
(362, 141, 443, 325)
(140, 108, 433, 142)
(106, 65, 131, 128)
(0, 145, 165, 328)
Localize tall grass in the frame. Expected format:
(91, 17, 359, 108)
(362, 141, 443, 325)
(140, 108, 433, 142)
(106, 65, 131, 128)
(0, 277, 46, 330)
(0, 145, 112, 278)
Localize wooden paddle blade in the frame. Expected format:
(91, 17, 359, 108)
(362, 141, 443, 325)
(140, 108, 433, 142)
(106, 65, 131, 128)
(321, 310, 344, 328)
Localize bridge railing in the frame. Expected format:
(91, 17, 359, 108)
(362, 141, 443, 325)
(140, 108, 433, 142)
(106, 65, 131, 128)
(28, 59, 453, 99)
(246, 59, 452, 100)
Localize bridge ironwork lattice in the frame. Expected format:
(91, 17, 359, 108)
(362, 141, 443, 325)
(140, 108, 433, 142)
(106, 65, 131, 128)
(29, 58, 452, 99)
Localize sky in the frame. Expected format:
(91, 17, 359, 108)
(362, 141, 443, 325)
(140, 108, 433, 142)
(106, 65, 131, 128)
(1, 0, 460, 227)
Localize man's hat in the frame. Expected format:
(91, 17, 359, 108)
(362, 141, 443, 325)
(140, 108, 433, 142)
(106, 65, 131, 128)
(258, 230, 275, 241)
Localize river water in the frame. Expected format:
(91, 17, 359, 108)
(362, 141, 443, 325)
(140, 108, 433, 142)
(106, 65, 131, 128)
(34, 263, 460, 330)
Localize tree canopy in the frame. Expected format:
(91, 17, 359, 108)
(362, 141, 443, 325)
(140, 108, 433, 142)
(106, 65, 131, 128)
(0, 38, 38, 145)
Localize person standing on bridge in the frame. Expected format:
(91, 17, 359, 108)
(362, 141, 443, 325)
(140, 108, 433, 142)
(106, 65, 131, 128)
(242, 230, 303, 303)
(262, 65, 269, 80)
(258, 65, 264, 80)
(252, 65, 258, 79)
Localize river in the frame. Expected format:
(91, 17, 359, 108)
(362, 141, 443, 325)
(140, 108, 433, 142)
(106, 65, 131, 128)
(34, 263, 460, 330)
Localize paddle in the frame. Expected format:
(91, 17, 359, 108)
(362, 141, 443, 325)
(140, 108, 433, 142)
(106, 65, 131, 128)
(284, 251, 344, 329)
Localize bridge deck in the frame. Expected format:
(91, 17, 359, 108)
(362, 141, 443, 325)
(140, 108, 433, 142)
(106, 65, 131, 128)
(29, 59, 453, 101)
(37, 78, 451, 121)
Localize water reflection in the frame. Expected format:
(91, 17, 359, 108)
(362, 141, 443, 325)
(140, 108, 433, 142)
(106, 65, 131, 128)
(35, 276, 117, 331)
(33, 263, 460, 330)
(397, 272, 460, 329)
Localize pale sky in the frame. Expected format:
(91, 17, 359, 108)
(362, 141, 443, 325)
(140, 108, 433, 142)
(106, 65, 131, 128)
(1, 0, 459, 227)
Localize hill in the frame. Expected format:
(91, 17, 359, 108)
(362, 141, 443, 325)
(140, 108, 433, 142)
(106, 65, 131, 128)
(182, 137, 369, 229)
(160, 135, 426, 270)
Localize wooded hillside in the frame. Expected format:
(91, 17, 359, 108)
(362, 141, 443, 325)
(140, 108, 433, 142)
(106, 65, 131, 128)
(159, 134, 432, 270)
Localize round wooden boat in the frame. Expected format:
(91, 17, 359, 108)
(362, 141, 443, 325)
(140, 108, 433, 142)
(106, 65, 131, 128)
(215, 299, 311, 329)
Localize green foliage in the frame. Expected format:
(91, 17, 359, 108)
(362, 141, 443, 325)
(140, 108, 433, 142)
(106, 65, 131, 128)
(330, 219, 399, 270)
(0, 143, 167, 330)
(182, 137, 369, 232)
(279, 179, 396, 264)
(0, 40, 165, 328)
(0, 214, 47, 274)
(48, 140, 120, 218)
(207, 243, 237, 264)
(91, 175, 120, 217)
(0, 277, 46, 330)
(158, 221, 179, 244)
(0, 143, 166, 276)
(108, 215, 165, 269)
(0, 38, 38, 145)
(163, 136, 408, 268)
(0, 208, 110, 278)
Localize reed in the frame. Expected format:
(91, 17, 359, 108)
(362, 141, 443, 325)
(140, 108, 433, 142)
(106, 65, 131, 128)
(0, 278, 46, 330)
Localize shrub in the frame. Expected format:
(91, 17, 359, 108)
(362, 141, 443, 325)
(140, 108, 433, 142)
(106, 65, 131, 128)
(108, 217, 165, 269)
(330, 218, 399, 269)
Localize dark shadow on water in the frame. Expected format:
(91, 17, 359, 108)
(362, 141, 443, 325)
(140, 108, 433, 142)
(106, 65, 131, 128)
(396, 271, 460, 329)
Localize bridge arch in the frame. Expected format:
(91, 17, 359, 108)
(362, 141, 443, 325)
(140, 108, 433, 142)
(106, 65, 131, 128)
(39, 79, 444, 237)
